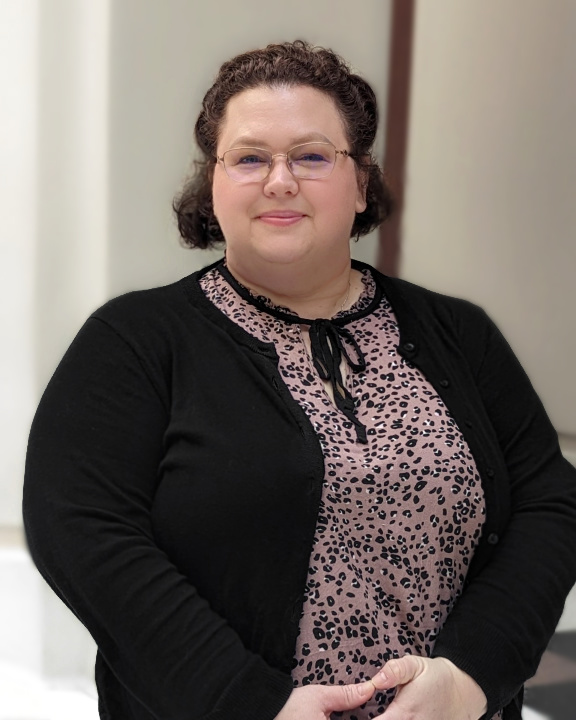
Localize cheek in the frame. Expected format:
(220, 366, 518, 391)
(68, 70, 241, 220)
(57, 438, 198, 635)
(333, 174, 366, 219)
(211, 174, 229, 220)
(212, 174, 255, 227)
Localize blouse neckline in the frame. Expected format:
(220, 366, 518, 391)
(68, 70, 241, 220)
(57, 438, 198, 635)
(213, 260, 383, 444)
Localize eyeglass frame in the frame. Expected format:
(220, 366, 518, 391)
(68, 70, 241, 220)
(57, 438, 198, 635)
(215, 141, 355, 183)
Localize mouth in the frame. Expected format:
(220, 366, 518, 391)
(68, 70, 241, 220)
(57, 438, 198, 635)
(256, 211, 306, 227)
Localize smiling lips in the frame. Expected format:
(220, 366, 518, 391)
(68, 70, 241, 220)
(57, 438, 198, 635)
(256, 210, 306, 226)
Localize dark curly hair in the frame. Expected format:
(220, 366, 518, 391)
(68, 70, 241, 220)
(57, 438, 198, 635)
(173, 40, 393, 248)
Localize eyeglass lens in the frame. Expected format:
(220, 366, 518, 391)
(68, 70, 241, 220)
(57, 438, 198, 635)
(222, 142, 336, 182)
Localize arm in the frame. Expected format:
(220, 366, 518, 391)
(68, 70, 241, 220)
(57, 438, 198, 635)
(23, 316, 292, 720)
(431, 308, 576, 717)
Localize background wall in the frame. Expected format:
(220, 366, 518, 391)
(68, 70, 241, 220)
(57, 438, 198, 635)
(2, 0, 392, 529)
(1, 0, 38, 532)
(0, 0, 392, 688)
(105, 0, 392, 300)
(1, 0, 575, 706)
(401, 0, 576, 444)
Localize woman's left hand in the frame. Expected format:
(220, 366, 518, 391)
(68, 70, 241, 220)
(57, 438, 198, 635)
(370, 655, 488, 720)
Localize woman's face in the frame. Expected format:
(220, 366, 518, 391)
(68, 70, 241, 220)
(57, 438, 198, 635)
(212, 85, 367, 274)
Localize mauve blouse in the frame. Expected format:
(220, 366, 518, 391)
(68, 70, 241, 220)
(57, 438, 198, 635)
(200, 266, 501, 720)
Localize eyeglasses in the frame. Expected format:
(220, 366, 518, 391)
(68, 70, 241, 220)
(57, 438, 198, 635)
(216, 142, 351, 183)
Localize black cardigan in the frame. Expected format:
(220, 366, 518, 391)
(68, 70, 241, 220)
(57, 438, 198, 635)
(23, 260, 576, 720)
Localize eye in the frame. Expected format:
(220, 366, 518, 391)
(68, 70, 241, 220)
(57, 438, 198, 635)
(238, 154, 266, 164)
(290, 143, 334, 169)
(293, 152, 330, 164)
(230, 150, 269, 167)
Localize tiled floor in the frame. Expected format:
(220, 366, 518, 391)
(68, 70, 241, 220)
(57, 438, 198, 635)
(523, 709, 549, 720)
(0, 662, 98, 720)
(523, 630, 576, 720)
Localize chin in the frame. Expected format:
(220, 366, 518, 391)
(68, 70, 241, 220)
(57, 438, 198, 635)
(250, 235, 315, 266)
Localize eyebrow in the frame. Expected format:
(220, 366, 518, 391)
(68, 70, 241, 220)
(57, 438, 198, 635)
(228, 132, 333, 148)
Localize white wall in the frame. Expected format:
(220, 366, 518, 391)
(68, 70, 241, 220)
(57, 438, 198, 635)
(0, 0, 38, 527)
(34, 0, 111, 395)
(1, 0, 112, 524)
(2, 0, 393, 683)
(402, 0, 576, 436)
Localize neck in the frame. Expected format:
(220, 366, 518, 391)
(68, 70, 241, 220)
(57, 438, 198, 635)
(224, 254, 360, 319)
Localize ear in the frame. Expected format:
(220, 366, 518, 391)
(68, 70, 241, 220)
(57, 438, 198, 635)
(355, 169, 368, 214)
(354, 157, 369, 213)
(355, 187, 367, 214)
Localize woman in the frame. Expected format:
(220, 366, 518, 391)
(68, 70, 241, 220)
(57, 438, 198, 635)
(24, 41, 576, 720)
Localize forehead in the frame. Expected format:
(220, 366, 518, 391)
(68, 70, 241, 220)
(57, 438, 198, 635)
(217, 85, 348, 150)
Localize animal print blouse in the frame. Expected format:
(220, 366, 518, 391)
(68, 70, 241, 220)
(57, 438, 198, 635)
(200, 266, 501, 720)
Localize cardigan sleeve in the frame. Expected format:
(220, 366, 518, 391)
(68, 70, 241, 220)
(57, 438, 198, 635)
(431, 307, 576, 718)
(23, 316, 292, 720)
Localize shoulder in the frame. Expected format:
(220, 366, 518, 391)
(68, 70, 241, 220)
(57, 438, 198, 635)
(360, 262, 494, 334)
(356, 262, 506, 375)
(93, 275, 192, 327)
(62, 267, 222, 387)
(88, 265, 218, 345)
(51, 269, 218, 404)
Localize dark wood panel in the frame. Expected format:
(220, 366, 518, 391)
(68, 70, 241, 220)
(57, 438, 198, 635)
(378, 0, 415, 277)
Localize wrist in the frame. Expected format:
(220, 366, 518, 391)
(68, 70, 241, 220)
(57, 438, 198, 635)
(438, 657, 488, 720)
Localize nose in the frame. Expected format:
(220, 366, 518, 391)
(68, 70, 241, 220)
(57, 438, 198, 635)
(263, 154, 299, 196)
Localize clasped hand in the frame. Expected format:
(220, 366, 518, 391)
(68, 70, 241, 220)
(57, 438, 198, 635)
(275, 655, 488, 720)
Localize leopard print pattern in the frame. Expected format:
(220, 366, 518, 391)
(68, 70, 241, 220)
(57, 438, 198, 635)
(200, 267, 501, 720)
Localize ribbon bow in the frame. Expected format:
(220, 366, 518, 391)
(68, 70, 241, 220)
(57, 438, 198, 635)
(217, 263, 374, 444)
(309, 319, 367, 443)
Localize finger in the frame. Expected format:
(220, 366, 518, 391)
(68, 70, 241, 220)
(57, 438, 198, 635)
(370, 655, 425, 691)
(322, 680, 375, 712)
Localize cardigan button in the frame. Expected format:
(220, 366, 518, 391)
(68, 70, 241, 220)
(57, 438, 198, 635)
(439, 379, 450, 388)
(403, 342, 416, 353)
(487, 533, 499, 545)
(486, 467, 495, 478)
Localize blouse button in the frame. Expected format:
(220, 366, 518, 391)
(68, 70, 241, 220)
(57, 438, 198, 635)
(487, 533, 499, 545)
(439, 379, 450, 388)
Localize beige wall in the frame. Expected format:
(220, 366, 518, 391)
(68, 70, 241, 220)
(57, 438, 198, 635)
(30, 0, 393, 401)
(105, 0, 392, 298)
(402, 0, 576, 437)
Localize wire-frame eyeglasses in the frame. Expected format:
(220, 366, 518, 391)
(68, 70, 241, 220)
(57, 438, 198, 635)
(216, 142, 351, 183)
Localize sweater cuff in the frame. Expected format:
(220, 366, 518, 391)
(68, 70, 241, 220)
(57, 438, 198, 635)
(432, 622, 526, 719)
(206, 656, 293, 720)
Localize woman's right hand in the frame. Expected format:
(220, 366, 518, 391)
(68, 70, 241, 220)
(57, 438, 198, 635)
(274, 681, 375, 719)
